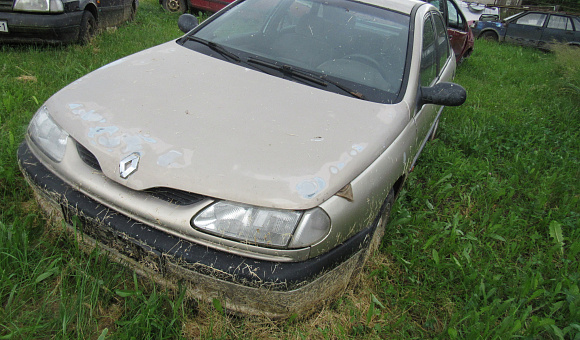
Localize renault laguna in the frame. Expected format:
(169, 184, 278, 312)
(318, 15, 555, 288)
(18, 0, 466, 317)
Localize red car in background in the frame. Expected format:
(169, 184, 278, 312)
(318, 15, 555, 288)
(428, 0, 475, 63)
(161, 0, 232, 13)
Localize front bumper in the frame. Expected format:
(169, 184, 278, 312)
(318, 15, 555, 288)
(18, 141, 373, 317)
(0, 11, 83, 44)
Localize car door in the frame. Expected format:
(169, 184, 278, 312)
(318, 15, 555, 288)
(98, 0, 131, 27)
(413, 11, 452, 154)
(540, 14, 576, 46)
(446, 0, 468, 59)
(504, 12, 547, 47)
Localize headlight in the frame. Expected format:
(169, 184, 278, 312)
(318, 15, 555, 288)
(287, 208, 330, 248)
(13, 0, 64, 13)
(192, 201, 330, 248)
(28, 106, 69, 162)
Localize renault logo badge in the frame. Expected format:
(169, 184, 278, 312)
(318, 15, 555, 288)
(120, 153, 140, 179)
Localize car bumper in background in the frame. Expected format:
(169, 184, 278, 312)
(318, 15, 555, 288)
(0, 11, 83, 44)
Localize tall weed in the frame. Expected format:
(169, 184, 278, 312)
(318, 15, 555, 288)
(552, 43, 580, 94)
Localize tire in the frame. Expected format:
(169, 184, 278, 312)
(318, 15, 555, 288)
(366, 189, 395, 257)
(480, 31, 498, 41)
(162, 0, 187, 13)
(78, 11, 97, 44)
(128, 1, 137, 21)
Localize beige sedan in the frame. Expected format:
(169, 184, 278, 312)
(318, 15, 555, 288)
(18, 0, 466, 317)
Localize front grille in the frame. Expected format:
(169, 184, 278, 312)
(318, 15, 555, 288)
(76, 142, 102, 171)
(0, 0, 13, 11)
(143, 187, 205, 206)
(75, 142, 204, 206)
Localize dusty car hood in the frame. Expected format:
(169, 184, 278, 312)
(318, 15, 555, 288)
(46, 41, 410, 210)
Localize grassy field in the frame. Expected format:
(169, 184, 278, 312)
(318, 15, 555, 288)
(1, 1, 579, 338)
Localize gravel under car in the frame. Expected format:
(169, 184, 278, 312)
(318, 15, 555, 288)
(18, 0, 466, 317)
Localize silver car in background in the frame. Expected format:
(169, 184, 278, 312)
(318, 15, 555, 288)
(18, 0, 466, 317)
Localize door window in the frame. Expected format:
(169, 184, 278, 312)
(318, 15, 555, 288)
(547, 15, 573, 30)
(515, 13, 547, 27)
(446, 0, 464, 30)
(421, 15, 437, 87)
(573, 17, 580, 31)
(434, 13, 450, 69)
(421, 13, 451, 87)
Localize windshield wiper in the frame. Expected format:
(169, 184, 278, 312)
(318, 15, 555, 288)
(321, 75, 366, 100)
(185, 36, 241, 62)
(247, 57, 327, 86)
(247, 57, 365, 100)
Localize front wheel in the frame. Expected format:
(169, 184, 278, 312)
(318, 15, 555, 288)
(78, 11, 97, 44)
(367, 188, 395, 257)
(162, 0, 187, 13)
(348, 188, 395, 288)
(480, 31, 499, 41)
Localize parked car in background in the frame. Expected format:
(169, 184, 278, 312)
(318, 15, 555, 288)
(18, 0, 466, 317)
(457, 0, 498, 22)
(160, 0, 231, 13)
(426, 0, 475, 62)
(0, 0, 138, 44)
(471, 11, 580, 49)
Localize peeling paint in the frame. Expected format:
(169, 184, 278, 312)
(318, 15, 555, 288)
(69, 103, 106, 122)
(78, 110, 105, 122)
(139, 135, 157, 144)
(122, 135, 144, 154)
(296, 177, 326, 199)
(351, 143, 365, 153)
(88, 126, 119, 138)
(157, 150, 184, 167)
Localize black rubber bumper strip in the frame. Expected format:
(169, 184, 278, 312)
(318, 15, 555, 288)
(18, 142, 373, 290)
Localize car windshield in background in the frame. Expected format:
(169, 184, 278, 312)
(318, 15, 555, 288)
(180, 0, 410, 103)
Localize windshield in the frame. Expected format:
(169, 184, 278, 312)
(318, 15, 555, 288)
(182, 0, 410, 103)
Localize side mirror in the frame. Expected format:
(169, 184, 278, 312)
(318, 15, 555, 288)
(420, 82, 467, 107)
(178, 14, 199, 33)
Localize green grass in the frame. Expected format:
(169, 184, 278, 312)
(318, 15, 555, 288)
(1, 3, 579, 338)
(380, 41, 580, 338)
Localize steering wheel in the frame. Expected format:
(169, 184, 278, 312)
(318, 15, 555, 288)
(344, 54, 389, 81)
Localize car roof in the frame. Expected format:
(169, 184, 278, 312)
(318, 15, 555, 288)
(356, 0, 426, 15)
(509, 10, 579, 18)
